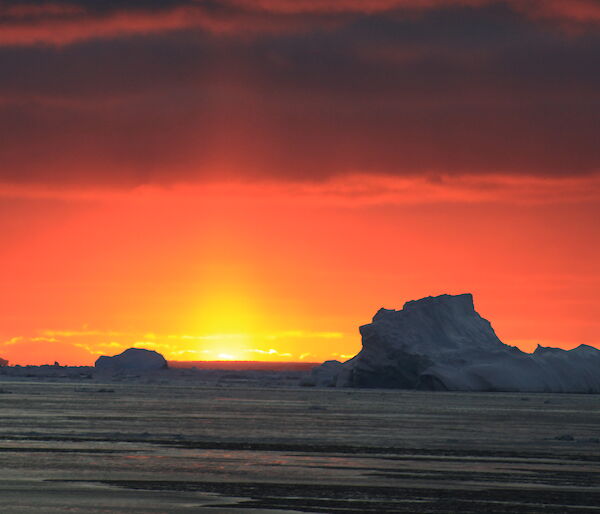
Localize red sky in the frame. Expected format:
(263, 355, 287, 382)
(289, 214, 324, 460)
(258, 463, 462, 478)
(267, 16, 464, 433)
(0, 0, 599, 365)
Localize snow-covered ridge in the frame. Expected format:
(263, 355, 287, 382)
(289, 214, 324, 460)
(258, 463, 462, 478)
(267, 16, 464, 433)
(308, 294, 600, 392)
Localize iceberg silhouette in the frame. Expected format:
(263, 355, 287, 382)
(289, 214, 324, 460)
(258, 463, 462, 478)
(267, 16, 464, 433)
(310, 294, 600, 392)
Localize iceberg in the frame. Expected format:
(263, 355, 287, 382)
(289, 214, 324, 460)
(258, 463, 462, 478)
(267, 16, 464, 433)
(95, 348, 168, 373)
(310, 294, 600, 392)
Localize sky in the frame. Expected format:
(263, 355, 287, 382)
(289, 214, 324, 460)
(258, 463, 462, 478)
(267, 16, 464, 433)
(0, 0, 599, 365)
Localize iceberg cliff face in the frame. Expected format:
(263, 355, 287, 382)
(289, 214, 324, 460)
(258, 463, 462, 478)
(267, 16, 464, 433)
(310, 294, 600, 392)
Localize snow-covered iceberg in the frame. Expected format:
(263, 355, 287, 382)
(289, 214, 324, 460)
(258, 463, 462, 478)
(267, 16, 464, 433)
(95, 348, 168, 373)
(310, 294, 600, 392)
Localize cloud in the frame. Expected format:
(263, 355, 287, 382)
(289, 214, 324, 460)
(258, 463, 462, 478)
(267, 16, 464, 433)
(2, 335, 58, 345)
(0, 338, 96, 365)
(0, 0, 598, 187)
(0, 1, 599, 49)
(1, 328, 348, 364)
(513, 0, 600, 26)
(247, 0, 600, 28)
(331, 352, 355, 360)
(284, 173, 600, 206)
(248, 348, 292, 357)
(0, 1, 342, 47)
(1, 171, 599, 207)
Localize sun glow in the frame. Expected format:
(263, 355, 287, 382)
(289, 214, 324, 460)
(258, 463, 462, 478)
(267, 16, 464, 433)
(217, 353, 237, 360)
(196, 332, 253, 360)
(180, 277, 269, 358)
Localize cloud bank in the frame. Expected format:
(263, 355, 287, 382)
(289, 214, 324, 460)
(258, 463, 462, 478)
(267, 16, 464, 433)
(0, 0, 598, 188)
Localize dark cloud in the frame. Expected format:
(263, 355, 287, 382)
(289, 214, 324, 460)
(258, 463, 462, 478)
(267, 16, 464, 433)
(0, 0, 598, 47)
(0, 1, 598, 186)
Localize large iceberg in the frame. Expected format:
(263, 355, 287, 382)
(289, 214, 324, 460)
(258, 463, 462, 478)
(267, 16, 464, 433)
(310, 294, 600, 392)
(95, 348, 168, 373)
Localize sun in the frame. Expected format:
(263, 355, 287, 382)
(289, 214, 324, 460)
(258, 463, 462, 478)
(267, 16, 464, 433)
(217, 353, 237, 361)
(199, 332, 253, 361)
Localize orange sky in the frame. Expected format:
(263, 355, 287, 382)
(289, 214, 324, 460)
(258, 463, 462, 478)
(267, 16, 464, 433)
(0, 0, 599, 365)
(1, 176, 599, 365)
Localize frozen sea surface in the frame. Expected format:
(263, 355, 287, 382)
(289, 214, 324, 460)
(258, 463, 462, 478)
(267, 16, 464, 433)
(0, 381, 599, 512)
